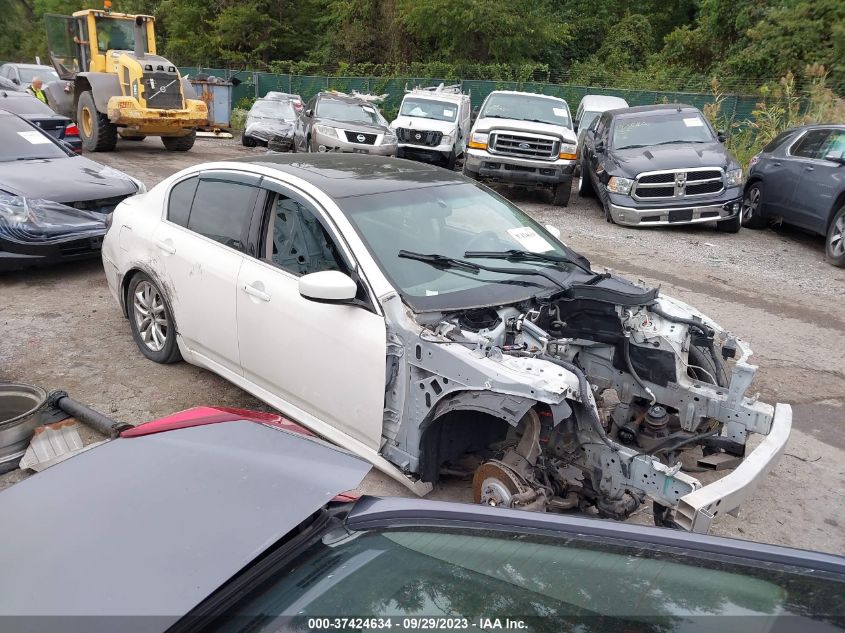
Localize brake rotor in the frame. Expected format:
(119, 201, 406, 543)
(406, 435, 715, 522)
(472, 460, 530, 508)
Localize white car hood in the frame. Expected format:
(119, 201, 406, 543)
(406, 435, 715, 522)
(391, 115, 458, 134)
(475, 116, 576, 143)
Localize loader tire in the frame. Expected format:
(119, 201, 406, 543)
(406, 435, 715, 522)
(77, 91, 117, 152)
(162, 130, 196, 151)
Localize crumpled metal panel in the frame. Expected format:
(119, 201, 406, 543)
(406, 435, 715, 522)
(0, 194, 105, 244)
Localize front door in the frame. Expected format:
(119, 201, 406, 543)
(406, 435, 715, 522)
(236, 180, 386, 450)
(772, 128, 830, 223)
(151, 170, 260, 374)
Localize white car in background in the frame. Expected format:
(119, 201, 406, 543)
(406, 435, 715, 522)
(101, 154, 790, 533)
(390, 84, 471, 169)
(573, 94, 629, 160)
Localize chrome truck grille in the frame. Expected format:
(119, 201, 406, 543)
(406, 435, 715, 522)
(633, 168, 724, 200)
(489, 132, 558, 160)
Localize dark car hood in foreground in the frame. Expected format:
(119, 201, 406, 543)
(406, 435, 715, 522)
(0, 420, 370, 629)
(610, 141, 737, 176)
(0, 155, 137, 203)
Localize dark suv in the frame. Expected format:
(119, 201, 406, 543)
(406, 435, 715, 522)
(579, 105, 744, 232)
(742, 124, 845, 267)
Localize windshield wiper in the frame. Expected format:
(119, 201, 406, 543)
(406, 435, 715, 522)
(464, 249, 604, 282)
(398, 250, 569, 290)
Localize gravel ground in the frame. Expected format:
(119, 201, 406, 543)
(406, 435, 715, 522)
(1, 136, 843, 554)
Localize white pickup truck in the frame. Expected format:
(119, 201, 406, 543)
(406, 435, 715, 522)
(463, 90, 578, 206)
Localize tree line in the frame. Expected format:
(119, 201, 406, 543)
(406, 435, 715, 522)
(2, 0, 843, 94)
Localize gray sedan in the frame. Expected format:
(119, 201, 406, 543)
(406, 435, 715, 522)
(743, 124, 845, 266)
(293, 91, 397, 155)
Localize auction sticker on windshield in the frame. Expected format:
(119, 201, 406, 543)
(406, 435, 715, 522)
(552, 107, 568, 119)
(443, 108, 455, 117)
(507, 227, 554, 252)
(17, 131, 51, 144)
(684, 117, 705, 127)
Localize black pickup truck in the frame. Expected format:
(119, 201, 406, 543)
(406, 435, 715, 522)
(578, 104, 745, 232)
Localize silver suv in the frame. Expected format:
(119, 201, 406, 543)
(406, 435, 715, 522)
(463, 90, 578, 206)
(293, 91, 397, 155)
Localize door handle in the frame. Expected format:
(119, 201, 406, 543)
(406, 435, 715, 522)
(155, 239, 176, 254)
(242, 283, 271, 302)
(772, 161, 781, 167)
(804, 166, 814, 171)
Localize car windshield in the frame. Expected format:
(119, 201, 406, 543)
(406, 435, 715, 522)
(340, 182, 574, 311)
(317, 99, 385, 125)
(400, 97, 458, 122)
(0, 115, 68, 161)
(18, 67, 59, 83)
(580, 110, 600, 131)
(0, 94, 55, 116)
(250, 100, 295, 119)
(613, 112, 714, 148)
(481, 93, 570, 128)
(208, 527, 845, 631)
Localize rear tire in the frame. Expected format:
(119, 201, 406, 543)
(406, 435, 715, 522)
(77, 91, 117, 152)
(552, 181, 572, 207)
(825, 205, 845, 267)
(162, 130, 196, 151)
(741, 182, 767, 229)
(127, 273, 181, 364)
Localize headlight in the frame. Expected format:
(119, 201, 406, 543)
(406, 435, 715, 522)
(726, 168, 744, 186)
(606, 176, 634, 195)
(468, 131, 488, 149)
(314, 124, 338, 138)
(441, 134, 453, 145)
(559, 142, 577, 160)
(748, 155, 760, 169)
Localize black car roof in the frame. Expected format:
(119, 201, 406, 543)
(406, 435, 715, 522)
(231, 153, 465, 199)
(607, 104, 700, 118)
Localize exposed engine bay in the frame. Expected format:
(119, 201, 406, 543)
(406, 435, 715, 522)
(380, 274, 784, 533)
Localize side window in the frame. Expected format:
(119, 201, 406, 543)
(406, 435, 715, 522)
(819, 130, 845, 159)
(186, 179, 258, 252)
(263, 192, 346, 276)
(791, 130, 830, 159)
(167, 176, 199, 227)
(762, 130, 796, 153)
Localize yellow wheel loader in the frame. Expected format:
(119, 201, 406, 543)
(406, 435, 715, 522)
(43, 7, 207, 152)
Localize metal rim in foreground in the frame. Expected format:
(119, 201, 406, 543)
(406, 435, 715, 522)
(742, 186, 760, 223)
(829, 213, 845, 258)
(133, 280, 168, 352)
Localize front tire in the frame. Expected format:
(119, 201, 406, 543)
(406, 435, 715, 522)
(741, 183, 767, 229)
(444, 149, 457, 171)
(552, 181, 572, 207)
(241, 134, 257, 147)
(77, 91, 117, 152)
(716, 212, 742, 233)
(825, 205, 845, 267)
(577, 160, 594, 197)
(162, 130, 196, 151)
(127, 273, 181, 364)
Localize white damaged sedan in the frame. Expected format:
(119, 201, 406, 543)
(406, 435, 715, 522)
(102, 154, 791, 532)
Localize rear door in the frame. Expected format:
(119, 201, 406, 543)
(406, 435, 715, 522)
(151, 170, 261, 374)
(770, 129, 830, 225)
(785, 129, 844, 234)
(236, 178, 386, 450)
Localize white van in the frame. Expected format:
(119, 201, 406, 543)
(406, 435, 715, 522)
(574, 94, 629, 157)
(391, 84, 471, 169)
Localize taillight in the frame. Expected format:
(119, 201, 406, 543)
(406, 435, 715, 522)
(65, 123, 79, 136)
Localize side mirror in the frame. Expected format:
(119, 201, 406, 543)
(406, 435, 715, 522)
(544, 224, 561, 239)
(304, 108, 313, 118)
(12, 78, 20, 85)
(595, 140, 605, 154)
(824, 151, 845, 165)
(299, 270, 357, 303)
(717, 130, 726, 143)
(471, 106, 480, 124)
(573, 122, 579, 133)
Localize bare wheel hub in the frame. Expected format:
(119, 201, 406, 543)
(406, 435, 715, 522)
(472, 460, 529, 508)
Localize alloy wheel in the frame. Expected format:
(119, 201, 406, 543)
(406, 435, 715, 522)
(742, 187, 760, 224)
(133, 281, 169, 352)
(830, 214, 845, 258)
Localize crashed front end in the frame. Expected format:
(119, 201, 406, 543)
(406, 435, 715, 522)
(380, 281, 790, 534)
(0, 194, 108, 271)
(245, 115, 294, 150)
